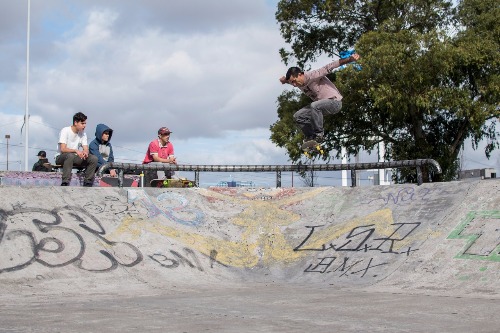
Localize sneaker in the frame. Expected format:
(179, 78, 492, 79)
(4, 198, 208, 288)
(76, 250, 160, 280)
(61, 182, 69, 186)
(83, 181, 93, 187)
(314, 134, 324, 143)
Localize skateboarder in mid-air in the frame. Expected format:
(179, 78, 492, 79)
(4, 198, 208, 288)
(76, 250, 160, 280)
(279, 52, 360, 150)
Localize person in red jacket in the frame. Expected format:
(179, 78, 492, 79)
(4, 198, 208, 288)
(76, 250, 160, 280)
(142, 127, 177, 186)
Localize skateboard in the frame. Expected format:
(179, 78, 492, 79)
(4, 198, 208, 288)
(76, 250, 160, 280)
(301, 140, 324, 158)
(150, 178, 196, 188)
(42, 163, 58, 171)
(44, 163, 85, 172)
(99, 176, 138, 187)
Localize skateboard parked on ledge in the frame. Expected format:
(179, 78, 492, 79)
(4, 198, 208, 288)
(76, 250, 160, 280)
(150, 178, 195, 188)
(99, 176, 138, 187)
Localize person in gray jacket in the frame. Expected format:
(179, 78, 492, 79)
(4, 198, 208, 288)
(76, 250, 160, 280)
(89, 123, 116, 177)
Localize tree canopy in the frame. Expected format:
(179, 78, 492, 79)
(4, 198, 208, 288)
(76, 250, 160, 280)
(271, 0, 499, 182)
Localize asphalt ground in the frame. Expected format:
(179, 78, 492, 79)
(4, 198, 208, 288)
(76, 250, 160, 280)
(1, 285, 498, 333)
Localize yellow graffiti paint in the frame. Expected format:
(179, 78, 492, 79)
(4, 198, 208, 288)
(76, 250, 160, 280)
(111, 189, 421, 268)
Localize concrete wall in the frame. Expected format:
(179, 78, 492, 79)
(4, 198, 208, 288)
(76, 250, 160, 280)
(0, 179, 498, 298)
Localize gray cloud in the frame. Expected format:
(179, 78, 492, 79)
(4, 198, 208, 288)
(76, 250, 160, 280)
(0, 0, 287, 169)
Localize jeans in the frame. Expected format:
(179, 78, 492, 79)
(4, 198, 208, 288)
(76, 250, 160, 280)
(293, 99, 342, 138)
(56, 153, 98, 184)
(143, 162, 174, 187)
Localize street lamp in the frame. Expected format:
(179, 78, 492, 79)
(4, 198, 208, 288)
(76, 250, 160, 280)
(5, 134, 10, 171)
(24, 0, 32, 171)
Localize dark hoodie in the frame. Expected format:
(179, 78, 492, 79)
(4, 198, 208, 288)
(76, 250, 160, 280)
(89, 123, 114, 168)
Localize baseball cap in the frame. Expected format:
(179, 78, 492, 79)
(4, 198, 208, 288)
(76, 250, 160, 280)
(37, 150, 47, 157)
(158, 127, 172, 135)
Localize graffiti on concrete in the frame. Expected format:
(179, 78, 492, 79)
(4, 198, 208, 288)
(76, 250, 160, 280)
(0, 205, 143, 274)
(149, 248, 204, 271)
(148, 247, 226, 271)
(117, 189, 425, 279)
(447, 211, 500, 262)
(1, 187, 432, 279)
(362, 187, 432, 206)
(0, 171, 66, 186)
(128, 190, 205, 226)
(83, 195, 145, 219)
(0, 171, 139, 187)
(209, 187, 298, 201)
(294, 221, 420, 276)
(119, 189, 327, 268)
(304, 256, 388, 277)
(294, 222, 420, 255)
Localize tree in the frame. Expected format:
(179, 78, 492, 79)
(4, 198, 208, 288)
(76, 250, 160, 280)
(271, 0, 499, 182)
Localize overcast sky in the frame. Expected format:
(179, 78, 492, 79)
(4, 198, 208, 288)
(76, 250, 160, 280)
(0, 0, 497, 185)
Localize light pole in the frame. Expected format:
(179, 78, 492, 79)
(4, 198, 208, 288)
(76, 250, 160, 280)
(24, 0, 31, 171)
(5, 134, 10, 171)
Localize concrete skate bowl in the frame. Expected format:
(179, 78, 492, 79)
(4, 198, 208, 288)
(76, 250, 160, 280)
(0, 180, 498, 298)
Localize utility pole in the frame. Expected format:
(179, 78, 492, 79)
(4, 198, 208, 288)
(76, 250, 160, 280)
(24, 0, 31, 171)
(5, 134, 10, 170)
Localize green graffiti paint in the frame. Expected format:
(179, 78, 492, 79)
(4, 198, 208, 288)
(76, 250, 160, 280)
(447, 210, 500, 262)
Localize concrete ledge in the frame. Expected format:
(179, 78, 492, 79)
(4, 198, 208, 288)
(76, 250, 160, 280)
(0, 171, 140, 187)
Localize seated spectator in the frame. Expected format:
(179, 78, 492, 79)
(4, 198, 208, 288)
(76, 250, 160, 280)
(142, 127, 177, 186)
(89, 123, 116, 177)
(56, 112, 98, 186)
(32, 150, 52, 172)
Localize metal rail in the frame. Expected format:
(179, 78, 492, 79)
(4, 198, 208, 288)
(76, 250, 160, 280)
(98, 159, 442, 188)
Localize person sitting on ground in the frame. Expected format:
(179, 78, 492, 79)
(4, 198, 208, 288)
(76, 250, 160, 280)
(142, 127, 177, 186)
(32, 150, 52, 172)
(89, 123, 117, 177)
(56, 112, 98, 187)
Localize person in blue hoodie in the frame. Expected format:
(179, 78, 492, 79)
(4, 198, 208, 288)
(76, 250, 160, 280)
(89, 123, 117, 177)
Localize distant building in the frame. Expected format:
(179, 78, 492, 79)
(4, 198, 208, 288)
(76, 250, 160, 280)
(458, 168, 497, 180)
(215, 180, 255, 187)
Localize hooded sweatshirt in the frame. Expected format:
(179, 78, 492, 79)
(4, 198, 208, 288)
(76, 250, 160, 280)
(89, 123, 114, 168)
